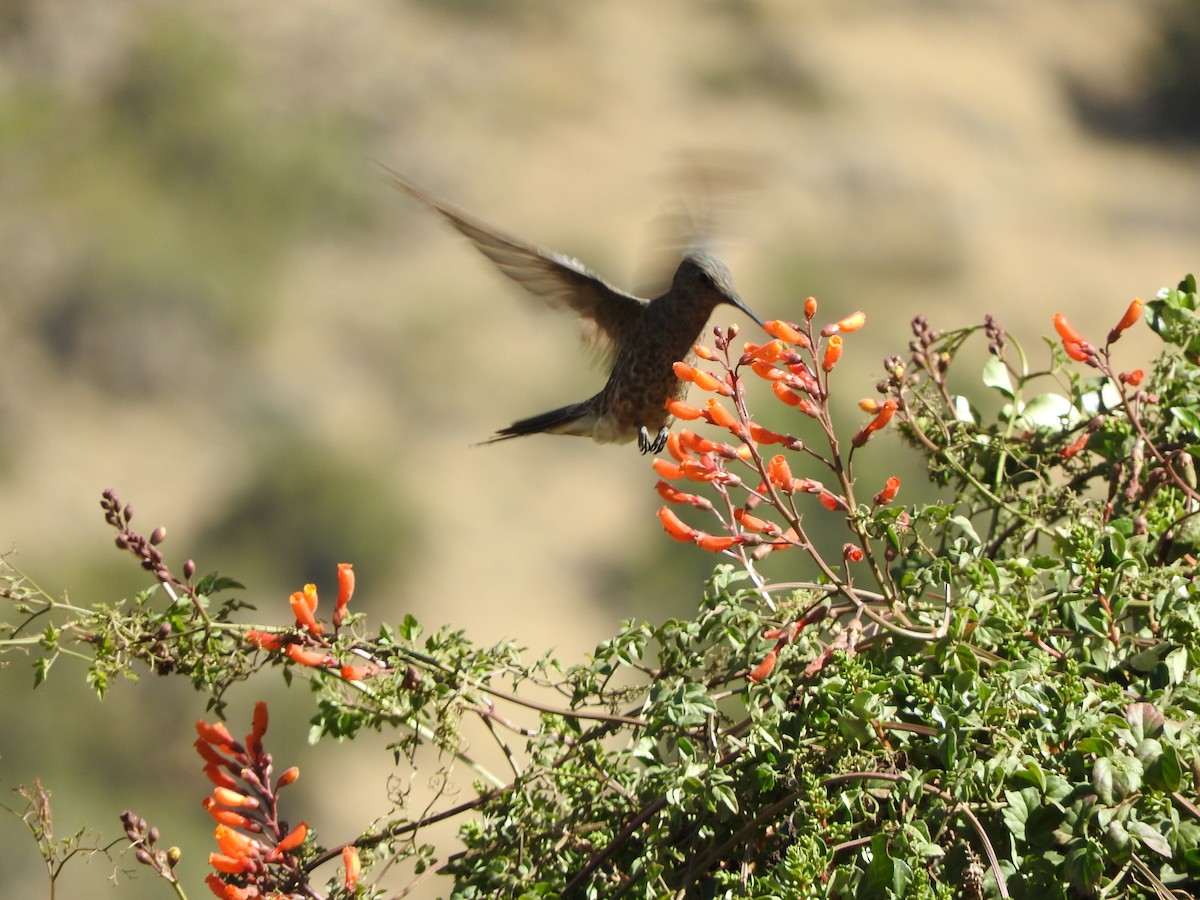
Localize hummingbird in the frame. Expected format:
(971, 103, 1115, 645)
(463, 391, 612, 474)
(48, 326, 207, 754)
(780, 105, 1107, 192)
(382, 165, 764, 454)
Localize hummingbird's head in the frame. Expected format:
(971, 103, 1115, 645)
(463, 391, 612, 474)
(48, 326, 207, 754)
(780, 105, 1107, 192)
(675, 251, 764, 327)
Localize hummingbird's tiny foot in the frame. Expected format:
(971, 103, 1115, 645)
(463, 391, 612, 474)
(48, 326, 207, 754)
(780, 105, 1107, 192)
(638, 426, 669, 454)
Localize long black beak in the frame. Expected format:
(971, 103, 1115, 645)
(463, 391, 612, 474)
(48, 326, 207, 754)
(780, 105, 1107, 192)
(728, 292, 765, 328)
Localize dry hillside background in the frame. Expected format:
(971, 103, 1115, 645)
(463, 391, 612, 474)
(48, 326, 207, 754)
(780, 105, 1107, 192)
(1, 0, 1198, 895)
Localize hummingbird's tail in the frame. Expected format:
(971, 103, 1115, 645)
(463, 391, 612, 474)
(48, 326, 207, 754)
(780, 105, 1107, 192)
(479, 400, 601, 445)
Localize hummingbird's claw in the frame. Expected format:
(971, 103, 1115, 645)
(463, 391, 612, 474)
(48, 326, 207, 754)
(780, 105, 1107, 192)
(638, 426, 670, 455)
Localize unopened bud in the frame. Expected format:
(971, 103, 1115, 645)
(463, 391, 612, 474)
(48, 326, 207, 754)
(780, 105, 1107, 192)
(183, 559, 196, 580)
(149, 526, 166, 545)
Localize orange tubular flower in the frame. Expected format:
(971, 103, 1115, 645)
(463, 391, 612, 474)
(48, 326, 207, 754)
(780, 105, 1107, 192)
(285, 643, 334, 668)
(1062, 340, 1092, 362)
(843, 543, 864, 563)
(874, 476, 901, 505)
(202, 797, 252, 828)
(245, 629, 286, 651)
(1108, 297, 1143, 343)
(268, 822, 309, 860)
(818, 491, 842, 511)
(771, 382, 819, 416)
(680, 459, 721, 482)
(672, 361, 729, 395)
(665, 398, 704, 420)
(831, 311, 867, 334)
(766, 454, 794, 492)
(665, 430, 687, 462)
(246, 701, 268, 756)
(822, 336, 843, 372)
(694, 343, 719, 361)
(747, 422, 786, 445)
(341, 663, 377, 682)
(1053, 312, 1086, 346)
(751, 360, 785, 381)
(215, 824, 262, 860)
(742, 339, 786, 364)
(735, 508, 776, 534)
(343, 846, 362, 891)
(696, 533, 739, 552)
(658, 507, 699, 542)
(206, 873, 255, 900)
(679, 429, 722, 455)
(195, 739, 230, 769)
(652, 458, 684, 480)
(852, 399, 899, 448)
(703, 398, 739, 431)
(764, 320, 805, 344)
(276, 766, 301, 788)
(251, 701, 268, 743)
(208, 853, 250, 875)
(747, 649, 778, 684)
(289, 591, 324, 636)
(196, 720, 236, 748)
(656, 480, 713, 509)
(1060, 432, 1089, 460)
(213, 787, 258, 810)
(334, 563, 355, 620)
(205, 764, 239, 791)
(804, 296, 818, 319)
(1121, 369, 1145, 387)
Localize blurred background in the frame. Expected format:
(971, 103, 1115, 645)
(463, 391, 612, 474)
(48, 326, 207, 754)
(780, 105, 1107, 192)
(1, 0, 1198, 895)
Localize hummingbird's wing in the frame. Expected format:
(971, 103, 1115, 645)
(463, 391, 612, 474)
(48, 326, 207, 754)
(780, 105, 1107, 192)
(381, 166, 647, 354)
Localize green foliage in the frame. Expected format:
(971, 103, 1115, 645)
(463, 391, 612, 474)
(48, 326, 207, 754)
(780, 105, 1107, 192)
(4, 277, 1200, 897)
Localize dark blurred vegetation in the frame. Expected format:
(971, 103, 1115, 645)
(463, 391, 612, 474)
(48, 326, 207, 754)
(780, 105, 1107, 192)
(1070, 0, 1200, 141)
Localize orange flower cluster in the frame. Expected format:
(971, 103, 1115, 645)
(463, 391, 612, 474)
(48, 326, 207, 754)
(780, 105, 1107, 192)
(197, 702, 311, 899)
(244, 563, 384, 683)
(655, 310, 899, 561)
(1054, 300, 1143, 366)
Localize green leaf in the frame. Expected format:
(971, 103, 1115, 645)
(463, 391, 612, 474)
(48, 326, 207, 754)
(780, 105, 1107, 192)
(1146, 744, 1184, 792)
(1016, 393, 1079, 431)
(1129, 820, 1173, 859)
(1094, 754, 1143, 804)
(982, 356, 1014, 397)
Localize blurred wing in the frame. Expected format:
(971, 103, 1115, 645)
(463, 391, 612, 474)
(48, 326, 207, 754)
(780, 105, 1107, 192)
(381, 164, 647, 353)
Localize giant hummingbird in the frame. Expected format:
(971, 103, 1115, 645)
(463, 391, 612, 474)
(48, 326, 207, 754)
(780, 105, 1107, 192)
(383, 166, 764, 453)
